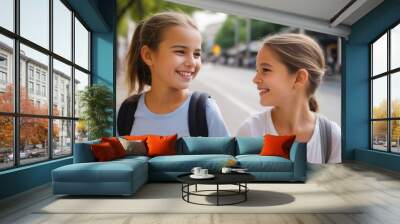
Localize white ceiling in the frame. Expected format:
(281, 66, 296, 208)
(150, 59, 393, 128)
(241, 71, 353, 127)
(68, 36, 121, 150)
(226, 0, 352, 22)
(167, 0, 384, 37)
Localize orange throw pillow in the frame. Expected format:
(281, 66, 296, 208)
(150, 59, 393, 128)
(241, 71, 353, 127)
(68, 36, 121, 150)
(123, 135, 148, 141)
(101, 137, 126, 158)
(260, 134, 296, 159)
(91, 142, 117, 161)
(146, 134, 177, 157)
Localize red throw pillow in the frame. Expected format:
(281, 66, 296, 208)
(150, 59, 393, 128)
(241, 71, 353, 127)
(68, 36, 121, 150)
(260, 134, 296, 159)
(146, 134, 177, 157)
(91, 142, 118, 161)
(101, 137, 126, 158)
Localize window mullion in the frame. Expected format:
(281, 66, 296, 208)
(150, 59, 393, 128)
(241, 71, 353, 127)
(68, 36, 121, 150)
(14, 0, 20, 167)
(71, 11, 76, 155)
(370, 45, 373, 149)
(388, 29, 392, 152)
(49, 0, 53, 160)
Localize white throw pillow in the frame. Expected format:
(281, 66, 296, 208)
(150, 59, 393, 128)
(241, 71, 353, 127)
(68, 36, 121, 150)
(118, 137, 147, 156)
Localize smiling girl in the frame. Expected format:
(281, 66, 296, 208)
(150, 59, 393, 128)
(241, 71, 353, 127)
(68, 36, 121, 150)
(237, 33, 341, 164)
(117, 12, 229, 137)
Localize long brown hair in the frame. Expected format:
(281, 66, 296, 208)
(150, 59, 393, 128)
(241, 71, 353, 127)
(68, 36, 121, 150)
(262, 33, 325, 112)
(125, 12, 198, 94)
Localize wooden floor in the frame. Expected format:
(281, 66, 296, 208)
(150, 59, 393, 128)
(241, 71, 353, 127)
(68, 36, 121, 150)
(1, 162, 400, 224)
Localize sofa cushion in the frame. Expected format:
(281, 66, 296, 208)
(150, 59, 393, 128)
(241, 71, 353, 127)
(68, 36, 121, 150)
(260, 134, 296, 159)
(91, 142, 118, 161)
(123, 135, 148, 141)
(52, 158, 147, 183)
(114, 155, 150, 164)
(73, 139, 100, 163)
(177, 137, 236, 155)
(147, 135, 177, 157)
(101, 137, 127, 158)
(148, 154, 235, 172)
(235, 137, 263, 155)
(236, 155, 293, 172)
(118, 138, 147, 156)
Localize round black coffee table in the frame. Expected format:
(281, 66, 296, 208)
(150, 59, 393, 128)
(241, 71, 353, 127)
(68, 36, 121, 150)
(177, 173, 255, 206)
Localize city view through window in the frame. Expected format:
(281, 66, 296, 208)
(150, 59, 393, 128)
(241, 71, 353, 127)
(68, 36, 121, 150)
(0, 0, 90, 170)
(371, 24, 400, 153)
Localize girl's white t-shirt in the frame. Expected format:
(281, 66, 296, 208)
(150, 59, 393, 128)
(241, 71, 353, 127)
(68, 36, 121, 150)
(129, 92, 230, 138)
(236, 108, 341, 164)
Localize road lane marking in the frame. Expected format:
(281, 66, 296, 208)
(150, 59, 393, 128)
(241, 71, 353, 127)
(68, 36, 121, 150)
(193, 79, 259, 115)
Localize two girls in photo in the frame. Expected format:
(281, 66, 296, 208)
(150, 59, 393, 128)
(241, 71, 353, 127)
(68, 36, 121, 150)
(117, 11, 341, 164)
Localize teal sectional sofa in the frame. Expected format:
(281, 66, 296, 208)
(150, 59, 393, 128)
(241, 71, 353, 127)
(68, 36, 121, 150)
(52, 137, 307, 196)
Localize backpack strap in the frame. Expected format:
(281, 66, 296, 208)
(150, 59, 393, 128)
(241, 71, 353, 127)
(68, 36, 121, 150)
(117, 94, 142, 136)
(318, 115, 332, 163)
(117, 91, 210, 137)
(188, 91, 210, 137)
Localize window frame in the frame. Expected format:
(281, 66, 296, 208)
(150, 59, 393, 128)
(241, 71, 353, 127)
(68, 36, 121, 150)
(0, 0, 92, 171)
(370, 20, 400, 154)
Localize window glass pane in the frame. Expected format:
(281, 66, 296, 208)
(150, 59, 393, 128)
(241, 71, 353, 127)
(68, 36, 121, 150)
(75, 120, 88, 143)
(0, 116, 13, 170)
(75, 18, 89, 70)
(0, 35, 14, 113)
(391, 72, 400, 118)
(391, 24, 400, 70)
(20, 0, 49, 49)
(372, 33, 387, 76)
(74, 69, 89, 118)
(20, 117, 49, 165)
(20, 44, 49, 115)
(372, 121, 387, 151)
(391, 120, 400, 153)
(53, 119, 72, 157)
(372, 76, 387, 119)
(53, 0, 71, 60)
(0, 0, 14, 31)
(53, 59, 72, 117)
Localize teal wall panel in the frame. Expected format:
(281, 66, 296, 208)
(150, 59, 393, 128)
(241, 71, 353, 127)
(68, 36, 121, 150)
(343, 44, 369, 159)
(344, 0, 400, 171)
(355, 149, 400, 172)
(65, 0, 110, 32)
(0, 158, 72, 199)
(0, 0, 116, 200)
(92, 32, 114, 87)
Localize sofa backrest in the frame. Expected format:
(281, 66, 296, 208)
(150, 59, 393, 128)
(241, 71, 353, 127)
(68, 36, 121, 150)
(235, 137, 263, 155)
(73, 139, 100, 163)
(74, 136, 303, 162)
(177, 137, 236, 155)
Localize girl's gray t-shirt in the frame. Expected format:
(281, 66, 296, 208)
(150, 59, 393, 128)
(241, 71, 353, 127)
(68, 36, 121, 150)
(130, 92, 230, 137)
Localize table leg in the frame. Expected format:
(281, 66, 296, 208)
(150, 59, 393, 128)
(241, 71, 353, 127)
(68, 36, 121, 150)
(188, 184, 190, 202)
(245, 183, 247, 201)
(181, 184, 183, 199)
(217, 184, 219, 206)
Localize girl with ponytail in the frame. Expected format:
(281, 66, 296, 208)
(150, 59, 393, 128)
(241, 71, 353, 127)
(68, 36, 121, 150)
(237, 33, 341, 164)
(118, 12, 229, 137)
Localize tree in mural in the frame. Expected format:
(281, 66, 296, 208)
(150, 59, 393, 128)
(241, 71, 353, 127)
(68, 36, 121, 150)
(214, 16, 283, 49)
(0, 84, 59, 151)
(117, 0, 199, 36)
